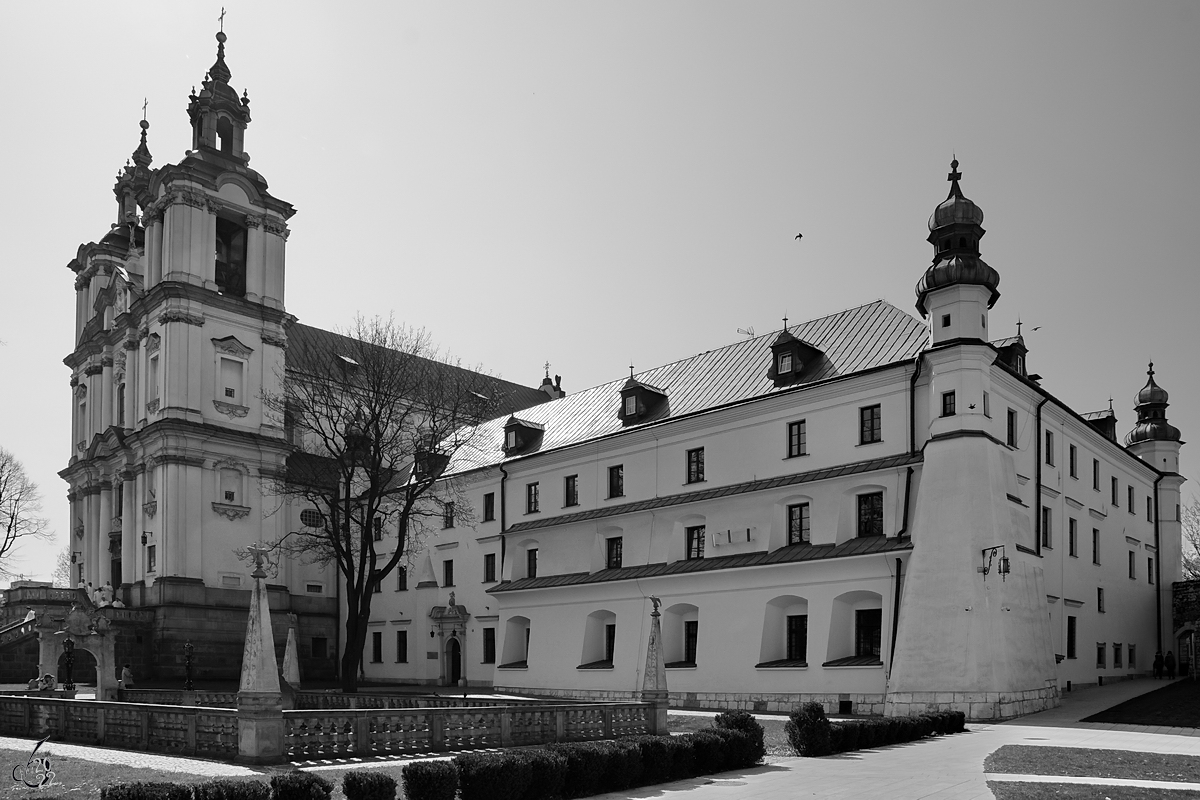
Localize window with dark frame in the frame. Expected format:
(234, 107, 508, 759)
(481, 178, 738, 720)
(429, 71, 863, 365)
(1069, 518, 1078, 557)
(683, 620, 699, 664)
(442, 560, 454, 587)
(147, 545, 156, 572)
(859, 405, 882, 444)
(1098, 587, 1105, 613)
(311, 637, 327, 659)
(564, 475, 579, 507)
(526, 482, 540, 513)
(396, 630, 408, 663)
(526, 548, 538, 579)
(1147, 497, 1153, 522)
(941, 391, 956, 417)
(372, 576, 382, 593)
(1097, 642, 1106, 668)
(1129, 644, 1137, 669)
(606, 537, 623, 570)
(484, 553, 496, 583)
(1114, 643, 1123, 669)
(857, 493, 883, 537)
(786, 614, 808, 662)
(605, 623, 617, 664)
(371, 631, 382, 663)
(1128, 486, 1135, 514)
(1128, 551, 1136, 579)
(1149, 558, 1155, 584)
(787, 420, 807, 458)
(1111, 476, 1119, 506)
(1045, 431, 1054, 466)
(1093, 459, 1100, 491)
(397, 566, 408, 591)
(442, 502, 454, 529)
(608, 465, 624, 498)
(685, 525, 705, 560)
(686, 448, 705, 484)
(1092, 529, 1101, 565)
(1041, 506, 1052, 549)
(482, 628, 496, 664)
(1066, 615, 1077, 659)
(855, 608, 883, 659)
(1007, 409, 1018, 447)
(214, 217, 248, 298)
(983, 392, 991, 417)
(1069, 445, 1078, 478)
(483, 492, 495, 522)
(787, 503, 810, 545)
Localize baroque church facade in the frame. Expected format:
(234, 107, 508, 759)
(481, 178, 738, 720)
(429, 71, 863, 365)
(62, 31, 1186, 718)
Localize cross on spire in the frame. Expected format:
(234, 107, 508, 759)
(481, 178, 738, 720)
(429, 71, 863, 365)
(1148, 361, 1155, 378)
(948, 158, 961, 183)
(544, 361, 551, 379)
(782, 314, 789, 329)
(629, 363, 635, 379)
(1016, 318, 1023, 336)
(218, 7, 226, 32)
(141, 97, 148, 121)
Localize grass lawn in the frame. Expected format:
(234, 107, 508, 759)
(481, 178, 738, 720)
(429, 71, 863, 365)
(1084, 680, 1200, 727)
(0, 760, 273, 800)
(988, 781, 1200, 799)
(666, 713, 793, 756)
(985, 745, 1200, 782)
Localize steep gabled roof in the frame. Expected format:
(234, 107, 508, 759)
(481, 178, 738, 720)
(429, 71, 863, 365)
(284, 323, 550, 418)
(451, 300, 926, 473)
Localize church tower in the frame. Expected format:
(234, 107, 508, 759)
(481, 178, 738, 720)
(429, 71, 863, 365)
(60, 27, 331, 681)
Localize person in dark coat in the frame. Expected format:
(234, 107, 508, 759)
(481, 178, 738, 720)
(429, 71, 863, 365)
(1166, 650, 1177, 680)
(1154, 651, 1164, 678)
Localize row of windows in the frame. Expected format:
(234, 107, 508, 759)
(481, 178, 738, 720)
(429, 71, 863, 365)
(1043, 434, 1152, 520)
(379, 551, 506, 593)
(1040, 508, 1155, 583)
(367, 628, 501, 665)
(1064, 617, 1138, 670)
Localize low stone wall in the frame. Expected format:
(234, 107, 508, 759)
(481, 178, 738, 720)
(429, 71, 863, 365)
(883, 684, 1060, 721)
(491, 685, 886, 716)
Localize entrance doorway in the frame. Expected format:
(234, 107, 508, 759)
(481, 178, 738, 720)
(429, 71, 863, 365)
(57, 647, 97, 687)
(447, 637, 462, 685)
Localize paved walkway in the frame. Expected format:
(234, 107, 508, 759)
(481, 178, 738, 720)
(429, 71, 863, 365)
(2, 678, 1196, 798)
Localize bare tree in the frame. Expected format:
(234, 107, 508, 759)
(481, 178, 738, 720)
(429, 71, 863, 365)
(263, 316, 506, 691)
(0, 448, 52, 579)
(1183, 496, 1200, 581)
(51, 545, 74, 588)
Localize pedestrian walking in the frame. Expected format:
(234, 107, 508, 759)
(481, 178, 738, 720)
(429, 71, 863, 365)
(1166, 650, 1177, 680)
(1154, 650, 1164, 678)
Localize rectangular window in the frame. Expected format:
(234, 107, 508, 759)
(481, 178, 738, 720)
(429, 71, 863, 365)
(312, 637, 328, 659)
(1097, 642, 1106, 669)
(1129, 551, 1136, 580)
(1114, 643, 1123, 669)
(526, 482, 539, 513)
(1069, 445, 1078, 478)
(564, 475, 579, 507)
(397, 566, 408, 591)
(482, 628, 496, 664)
(624, 395, 637, 416)
(1093, 528, 1101, 565)
(1007, 409, 1018, 447)
(1128, 486, 1135, 514)
(1093, 459, 1101, 491)
(149, 355, 160, 400)
(1129, 644, 1137, 668)
(372, 577, 382, 594)
(683, 620, 699, 664)
(1097, 587, 1105, 613)
(443, 560, 454, 587)
(219, 357, 243, 402)
(1147, 497, 1153, 523)
(1149, 557, 1155, 584)
(685, 525, 706, 560)
(606, 537, 623, 570)
(483, 492, 495, 522)
(306, 583, 323, 594)
(146, 544, 156, 572)
(787, 420, 807, 458)
(941, 391, 956, 418)
(371, 631, 382, 663)
(605, 623, 617, 663)
(484, 553, 496, 583)
(608, 465, 624, 498)
(396, 631, 409, 663)
(787, 503, 811, 545)
(214, 217, 248, 297)
(859, 405, 882, 444)
(526, 548, 538, 579)
(1066, 616, 1077, 659)
(1069, 518, 1078, 557)
(1112, 476, 1119, 506)
(373, 518, 383, 541)
(1045, 431, 1055, 466)
(1041, 506, 1052, 549)
(443, 502, 455, 529)
(778, 352, 793, 373)
(686, 448, 705, 484)
(117, 383, 126, 426)
(855, 608, 883, 659)
(857, 493, 884, 537)
(786, 614, 808, 662)
(983, 392, 991, 418)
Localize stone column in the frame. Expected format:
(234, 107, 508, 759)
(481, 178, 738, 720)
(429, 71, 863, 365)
(237, 544, 284, 764)
(640, 597, 669, 735)
(98, 485, 113, 588)
(120, 475, 136, 589)
(86, 490, 101, 588)
(245, 216, 263, 303)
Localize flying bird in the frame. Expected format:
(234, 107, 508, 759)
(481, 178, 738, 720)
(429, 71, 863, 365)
(795, 233, 803, 240)
(1031, 326, 1042, 331)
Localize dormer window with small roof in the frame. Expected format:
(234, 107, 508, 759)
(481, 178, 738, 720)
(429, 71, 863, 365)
(767, 322, 822, 388)
(618, 373, 668, 426)
(503, 416, 545, 455)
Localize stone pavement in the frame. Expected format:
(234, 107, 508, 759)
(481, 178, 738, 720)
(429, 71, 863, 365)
(2, 677, 1197, 799)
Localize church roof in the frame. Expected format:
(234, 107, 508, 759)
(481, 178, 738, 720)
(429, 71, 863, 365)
(449, 300, 926, 473)
(284, 323, 550, 418)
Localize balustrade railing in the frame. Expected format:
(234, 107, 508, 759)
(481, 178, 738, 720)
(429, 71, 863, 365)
(292, 691, 555, 710)
(118, 690, 237, 708)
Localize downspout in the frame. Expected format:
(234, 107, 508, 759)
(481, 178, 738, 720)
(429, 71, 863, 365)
(1154, 473, 1164, 655)
(498, 463, 509, 581)
(890, 353, 923, 677)
(1034, 398, 1048, 556)
(889, 556, 903, 674)
(897, 467, 914, 538)
(908, 353, 924, 455)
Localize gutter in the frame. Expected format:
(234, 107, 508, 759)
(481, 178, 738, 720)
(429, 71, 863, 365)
(498, 462, 509, 583)
(889, 556, 903, 675)
(1034, 398, 1049, 556)
(1154, 473, 1164, 654)
(909, 353, 924, 455)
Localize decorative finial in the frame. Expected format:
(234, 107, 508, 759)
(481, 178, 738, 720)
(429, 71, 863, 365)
(218, 7, 226, 33)
(649, 595, 661, 615)
(1108, 396, 1114, 412)
(782, 314, 789, 330)
(247, 542, 270, 580)
(629, 363, 635, 380)
(544, 361, 551, 380)
(141, 98, 148, 122)
(1016, 317, 1022, 336)
(1148, 361, 1155, 378)
(948, 158, 961, 182)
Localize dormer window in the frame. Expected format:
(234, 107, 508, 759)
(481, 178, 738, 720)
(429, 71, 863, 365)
(618, 378, 668, 426)
(778, 352, 793, 373)
(503, 416, 545, 455)
(768, 329, 822, 388)
(624, 395, 637, 416)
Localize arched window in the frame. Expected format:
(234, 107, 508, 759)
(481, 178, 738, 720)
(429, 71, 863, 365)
(825, 590, 883, 666)
(757, 595, 808, 666)
(663, 603, 699, 667)
(579, 610, 617, 668)
(500, 616, 531, 667)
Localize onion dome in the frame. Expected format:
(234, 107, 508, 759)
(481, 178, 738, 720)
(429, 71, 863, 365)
(915, 159, 1001, 316)
(1125, 362, 1182, 446)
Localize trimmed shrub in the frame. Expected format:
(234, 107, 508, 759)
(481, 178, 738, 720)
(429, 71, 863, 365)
(686, 730, 727, 775)
(102, 784, 193, 800)
(837, 721, 861, 753)
(709, 728, 760, 768)
(521, 750, 567, 800)
(950, 710, 967, 733)
(623, 735, 673, 785)
(456, 751, 532, 800)
(663, 732, 698, 780)
(606, 739, 645, 791)
(785, 701, 831, 757)
(269, 772, 333, 800)
(400, 761, 457, 800)
(546, 742, 606, 798)
(194, 780, 270, 800)
(714, 710, 765, 764)
(342, 770, 396, 800)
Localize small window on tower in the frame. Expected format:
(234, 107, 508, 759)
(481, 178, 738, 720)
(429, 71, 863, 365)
(215, 217, 247, 298)
(941, 314, 951, 328)
(778, 352, 793, 373)
(624, 395, 637, 416)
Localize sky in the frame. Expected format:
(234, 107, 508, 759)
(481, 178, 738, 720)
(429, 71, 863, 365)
(1, 1, 1197, 583)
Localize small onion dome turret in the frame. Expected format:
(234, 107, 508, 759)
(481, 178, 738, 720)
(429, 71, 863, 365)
(1125, 362, 1182, 446)
(915, 159, 1000, 316)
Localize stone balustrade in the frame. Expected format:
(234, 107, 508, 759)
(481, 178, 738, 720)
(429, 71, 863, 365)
(119, 690, 238, 708)
(0, 696, 237, 759)
(292, 692, 559, 710)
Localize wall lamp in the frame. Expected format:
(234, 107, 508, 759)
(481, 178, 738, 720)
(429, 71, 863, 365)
(979, 545, 1010, 581)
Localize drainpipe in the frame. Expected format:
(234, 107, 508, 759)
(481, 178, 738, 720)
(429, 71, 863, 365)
(908, 353, 924, 455)
(889, 556, 903, 674)
(1154, 473, 1163, 655)
(896, 466, 914, 539)
(1034, 398, 1048, 556)
(498, 463, 509, 581)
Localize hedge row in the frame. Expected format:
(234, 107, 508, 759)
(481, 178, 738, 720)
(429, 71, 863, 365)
(101, 772, 380, 800)
(784, 701, 967, 757)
